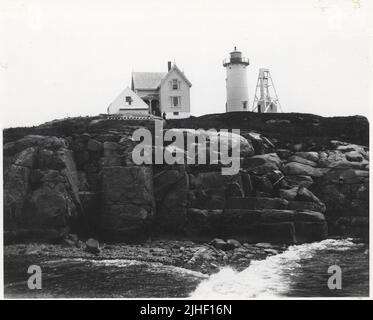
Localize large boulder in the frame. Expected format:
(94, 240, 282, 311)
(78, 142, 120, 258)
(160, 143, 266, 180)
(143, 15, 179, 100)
(288, 155, 317, 167)
(3, 136, 81, 242)
(154, 166, 189, 231)
(209, 130, 255, 158)
(188, 188, 226, 209)
(242, 153, 282, 175)
(279, 186, 299, 201)
(87, 139, 103, 152)
(101, 166, 155, 238)
(283, 162, 327, 177)
(294, 152, 319, 163)
(242, 131, 275, 155)
(165, 128, 254, 159)
(284, 175, 313, 188)
(296, 186, 325, 209)
(188, 171, 244, 207)
(319, 148, 368, 170)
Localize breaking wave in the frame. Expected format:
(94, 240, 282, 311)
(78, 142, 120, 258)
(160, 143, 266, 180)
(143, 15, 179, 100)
(190, 238, 365, 299)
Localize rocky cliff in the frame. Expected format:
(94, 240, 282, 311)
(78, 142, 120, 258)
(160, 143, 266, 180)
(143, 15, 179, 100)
(3, 112, 369, 244)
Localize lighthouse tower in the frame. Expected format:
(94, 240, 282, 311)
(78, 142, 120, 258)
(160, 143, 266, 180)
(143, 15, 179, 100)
(223, 47, 250, 112)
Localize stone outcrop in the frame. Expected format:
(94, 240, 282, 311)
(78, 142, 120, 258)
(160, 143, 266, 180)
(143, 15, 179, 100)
(101, 166, 154, 238)
(4, 135, 81, 242)
(3, 113, 369, 243)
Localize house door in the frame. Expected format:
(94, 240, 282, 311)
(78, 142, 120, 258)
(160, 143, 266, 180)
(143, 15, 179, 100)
(151, 100, 161, 117)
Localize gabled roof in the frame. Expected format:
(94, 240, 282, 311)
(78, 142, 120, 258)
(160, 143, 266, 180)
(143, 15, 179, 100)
(107, 86, 149, 114)
(132, 63, 192, 90)
(161, 64, 192, 88)
(132, 72, 166, 90)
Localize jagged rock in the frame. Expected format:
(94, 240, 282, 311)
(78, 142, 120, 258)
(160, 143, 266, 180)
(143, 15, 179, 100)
(319, 150, 368, 169)
(283, 162, 327, 177)
(266, 170, 285, 186)
(87, 139, 103, 152)
(296, 186, 325, 208)
(2, 113, 369, 243)
(165, 128, 254, 158)
(276, 149, 291, 159)
(255, 242, 272, 248)
(210, 131, 255, 158)
(85, 238, 100, 254)
(22, 169, 79, 234)
(8, 135, 68, 154)
(345, 151, 363, 162)
(188, 188, 226, 209)
(334, 142, 368, 159)
(294, 211, 325, 222)
(13, 147, 37, 168)
(287, 201, 326, 213)
(4, 136, 80, 241)
(264, 248, 279, 255)
(319, 168, 368, 185)
(251, 174, 274, 195)
(101, 166, 154, 238)
(279, 187, 299, 200)
(243, 131, 275, 154)
(62, 233, 80, 247)
(154, 167, 189, 230)
(242, 153, 282, 175)
(210, 238, 232, 250)
(284, 175, 313, 188)
(288, 155, 317, 167)
(295, 152, 319, 163)
(227, 239, 241, 248)
(226, 197, 288, 210)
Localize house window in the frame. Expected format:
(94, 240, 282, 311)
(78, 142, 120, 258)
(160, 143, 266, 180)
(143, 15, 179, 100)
(243, 101, 247, 109)
(173, 112, 179, 116)
(125, 96, 132, 105)
(172, 79, 179, 90)
(171, 96, 181, 107)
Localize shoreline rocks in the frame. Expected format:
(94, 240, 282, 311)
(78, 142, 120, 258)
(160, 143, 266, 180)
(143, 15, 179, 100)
(3, 113, 369, 244)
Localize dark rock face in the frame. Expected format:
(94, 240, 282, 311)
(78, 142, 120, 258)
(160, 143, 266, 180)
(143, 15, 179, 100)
(154, 166, 189, 232)
(3, 113, 369, 243)
(101, 166, 154, 238)
(4, 136, 80, 242)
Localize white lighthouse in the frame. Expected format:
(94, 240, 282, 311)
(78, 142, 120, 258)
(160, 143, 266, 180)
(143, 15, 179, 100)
(223, 47, 250, 112)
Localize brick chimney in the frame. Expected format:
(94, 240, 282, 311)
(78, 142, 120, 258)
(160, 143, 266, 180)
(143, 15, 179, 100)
(168, 61, 172, 71)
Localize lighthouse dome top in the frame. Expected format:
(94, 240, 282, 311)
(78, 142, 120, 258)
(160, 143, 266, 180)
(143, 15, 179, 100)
(223, 47, 249, 67)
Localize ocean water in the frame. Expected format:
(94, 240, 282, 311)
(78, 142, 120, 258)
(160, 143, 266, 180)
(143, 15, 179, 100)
(190, 238, 369, 298)
(4, 239, 369, 298)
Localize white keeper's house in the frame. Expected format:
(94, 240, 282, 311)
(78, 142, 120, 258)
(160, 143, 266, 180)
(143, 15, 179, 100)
(108, 61, 192, 119)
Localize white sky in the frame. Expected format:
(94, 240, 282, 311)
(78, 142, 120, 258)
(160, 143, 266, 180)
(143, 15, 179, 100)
(0, 0, 372, 128)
